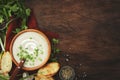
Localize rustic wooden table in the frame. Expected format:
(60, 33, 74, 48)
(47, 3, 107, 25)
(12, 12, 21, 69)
(25, 0, 120, 80)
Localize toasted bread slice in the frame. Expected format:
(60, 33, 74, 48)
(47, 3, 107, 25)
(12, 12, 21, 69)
(37, 62, 60, 77)
(35, 74, 54, 80)
(0, 53, 3, 69)
(1, 51, 12, 73)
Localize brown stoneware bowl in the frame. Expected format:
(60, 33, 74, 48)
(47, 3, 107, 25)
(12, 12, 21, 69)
(10, 29, 51, 71)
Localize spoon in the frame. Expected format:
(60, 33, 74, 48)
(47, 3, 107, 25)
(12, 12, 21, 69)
(10, 59, 25, 80)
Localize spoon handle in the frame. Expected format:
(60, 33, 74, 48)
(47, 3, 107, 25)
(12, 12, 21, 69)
(10, 60, 25, 80)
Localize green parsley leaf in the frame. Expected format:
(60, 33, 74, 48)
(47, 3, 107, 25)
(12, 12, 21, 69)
(0, 15, 4, 24)
(26, 8, 31, 16)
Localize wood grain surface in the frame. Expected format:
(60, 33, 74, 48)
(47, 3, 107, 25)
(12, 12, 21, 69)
(25, 0, 120, 80)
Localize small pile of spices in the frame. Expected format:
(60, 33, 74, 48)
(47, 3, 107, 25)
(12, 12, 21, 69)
(59, 66, 75, 80)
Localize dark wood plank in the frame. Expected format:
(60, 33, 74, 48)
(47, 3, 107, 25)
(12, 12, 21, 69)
(25, 0, 120, 80)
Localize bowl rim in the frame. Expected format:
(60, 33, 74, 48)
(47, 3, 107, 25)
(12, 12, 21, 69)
(10, 29, 51, 71)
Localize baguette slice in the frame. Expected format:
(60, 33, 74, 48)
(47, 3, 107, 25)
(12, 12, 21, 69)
(35, 74, 54, 80)
(1, 51, 12, 73)
(0, 53, 3, 69)
(37, 62, 60, 77)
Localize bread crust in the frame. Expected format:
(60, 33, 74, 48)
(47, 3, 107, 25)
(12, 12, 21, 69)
(1, 51, 12, 73)
(37, 62, 60, 77)
(35, 62, 60, 80)
(35, 74, 54, 80)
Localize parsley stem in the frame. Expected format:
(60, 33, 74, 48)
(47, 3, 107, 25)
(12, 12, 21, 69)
(3, 8, 8, 21)
(0, 74, 9, 80)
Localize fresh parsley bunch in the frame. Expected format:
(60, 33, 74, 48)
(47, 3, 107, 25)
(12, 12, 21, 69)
(0, 0, 31, 52)
(0, 0, 31, 30)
